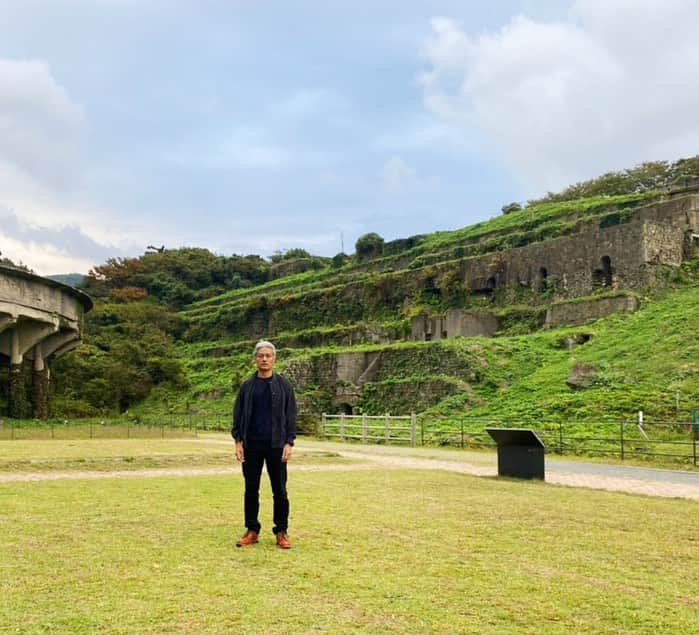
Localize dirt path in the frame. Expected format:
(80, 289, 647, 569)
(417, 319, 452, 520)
(334, 448, 699, 501)
(2, 439, 698, 501)
(0, 462, 381, 483)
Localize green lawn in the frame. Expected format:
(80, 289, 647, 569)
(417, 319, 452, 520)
(0, 443, 696, 633)
(0, 438, 228, 463)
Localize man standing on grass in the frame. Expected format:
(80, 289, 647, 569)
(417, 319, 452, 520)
(232, 340, 296, 549)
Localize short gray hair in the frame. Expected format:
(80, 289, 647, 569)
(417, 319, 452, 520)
(253, 340, 276, 357)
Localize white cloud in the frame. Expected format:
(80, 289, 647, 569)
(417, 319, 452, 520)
(0, 58, 84, 190)
(0, 58, 111, 273)
(421, 1, 699, 195)
(381, 156, 417, 193)
(0, 232, 96, 275)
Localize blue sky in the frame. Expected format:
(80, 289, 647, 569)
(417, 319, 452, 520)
(2, 1, 699, 275)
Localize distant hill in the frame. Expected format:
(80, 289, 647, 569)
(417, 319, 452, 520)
(48, 273, 85, 288)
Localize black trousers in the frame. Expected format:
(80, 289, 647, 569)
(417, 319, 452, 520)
(242, 439, 289, 534)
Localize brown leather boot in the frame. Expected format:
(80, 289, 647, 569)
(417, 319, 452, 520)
(275, 532, 291, 549)
(236, 530, 259, 547)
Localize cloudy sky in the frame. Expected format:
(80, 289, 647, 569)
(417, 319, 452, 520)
(2, 0, 699, 275)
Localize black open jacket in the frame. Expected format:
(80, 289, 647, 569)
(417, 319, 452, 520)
(231, 372, 297, 448)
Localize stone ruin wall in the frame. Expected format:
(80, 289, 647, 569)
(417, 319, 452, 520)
(456, 197, 696, 296)
(459, 218, 685, 299)
(285, 345, 476, 416)
(411, 197, 697, 341)
(545, 295, 640, 329)
(243, 198, 697, 347)
(411, 310, 499, 342)
(285, 197, 699, 415)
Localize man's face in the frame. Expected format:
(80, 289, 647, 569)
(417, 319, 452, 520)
(254, 347, 276, 374)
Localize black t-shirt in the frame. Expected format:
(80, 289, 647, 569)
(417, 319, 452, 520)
(249, 376, 273, 441)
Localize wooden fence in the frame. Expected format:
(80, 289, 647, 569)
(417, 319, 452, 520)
(321, 413, 418, 445)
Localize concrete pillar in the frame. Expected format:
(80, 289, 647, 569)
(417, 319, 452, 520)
(32, 343, 49, 420)
(8, 329, 28, 419)
(8, 363, 26, 418)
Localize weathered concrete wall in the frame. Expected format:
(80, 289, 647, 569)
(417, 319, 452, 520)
(459, 219, 686, 299)
(641, 221, 684, 266)
(545, 295, 640, 329)
(460, 198, 698, 300)
(286, 343, 481, 416)
(637, 194, 699, 229)
(0, 272, 85, 325)
(411, 310, 499, 341)
(197, 196, 698, 343)
(336, 352, 380, 383)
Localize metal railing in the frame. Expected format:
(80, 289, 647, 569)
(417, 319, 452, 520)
(0, 414, 232, 440)
(2, 412, 697, 467)
(321, 414, 699, 466)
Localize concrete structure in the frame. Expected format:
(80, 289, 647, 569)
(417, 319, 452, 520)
(411, 309, 499, 341)
(215, 195, 698, 346)
(545, 294, 640, 329)
(457, 196, 698, 300)
(0, 265, 92, 418)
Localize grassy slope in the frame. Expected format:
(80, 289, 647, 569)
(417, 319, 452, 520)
(181, 191, 659, 319)
(137, 281, 699, 424)
(427, 283, 699, 422)
(130, 190, 699, 424)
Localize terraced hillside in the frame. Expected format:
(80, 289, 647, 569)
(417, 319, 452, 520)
(136, 189, 699, 428)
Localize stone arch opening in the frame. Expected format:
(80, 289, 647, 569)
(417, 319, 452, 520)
(337, 402, 353, 415)
(423, 276, 441, 300)
(537, 267, 549, 293)
(592, 255, 612, 288)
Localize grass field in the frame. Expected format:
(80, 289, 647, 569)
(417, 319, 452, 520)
(0, 438, 235, 473)
(0, 439, 697, 633)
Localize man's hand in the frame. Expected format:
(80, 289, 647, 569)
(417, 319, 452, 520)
(282, 443, 293, 463)
(235, 441, 245, 463)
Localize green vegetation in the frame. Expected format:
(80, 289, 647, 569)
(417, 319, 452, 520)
(82, 247, 270, 309)
(355, 231, 385, 260)
(0, 436, 344, 472)
(5, 156, 696, 441)
(50, 301, 188, 416)
(0, 440, 696, 633)
(527, 156, 699, 205)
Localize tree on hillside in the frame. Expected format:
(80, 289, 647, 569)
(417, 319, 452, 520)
(527, 155, 699, 205)
(51, 301, 187, 415)
(82, 248, 270, 308)
(355, 232, 385, 261)
(501, 202, 522, 215)
(270, 248, 312, 263)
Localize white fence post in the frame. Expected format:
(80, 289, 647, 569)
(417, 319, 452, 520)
(410, 413, 417, 447)
(385, 412, 390, 445)
(340, 412, 346, 442)
(321, 412, 327, 438)
(362, 413, 367, 443)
